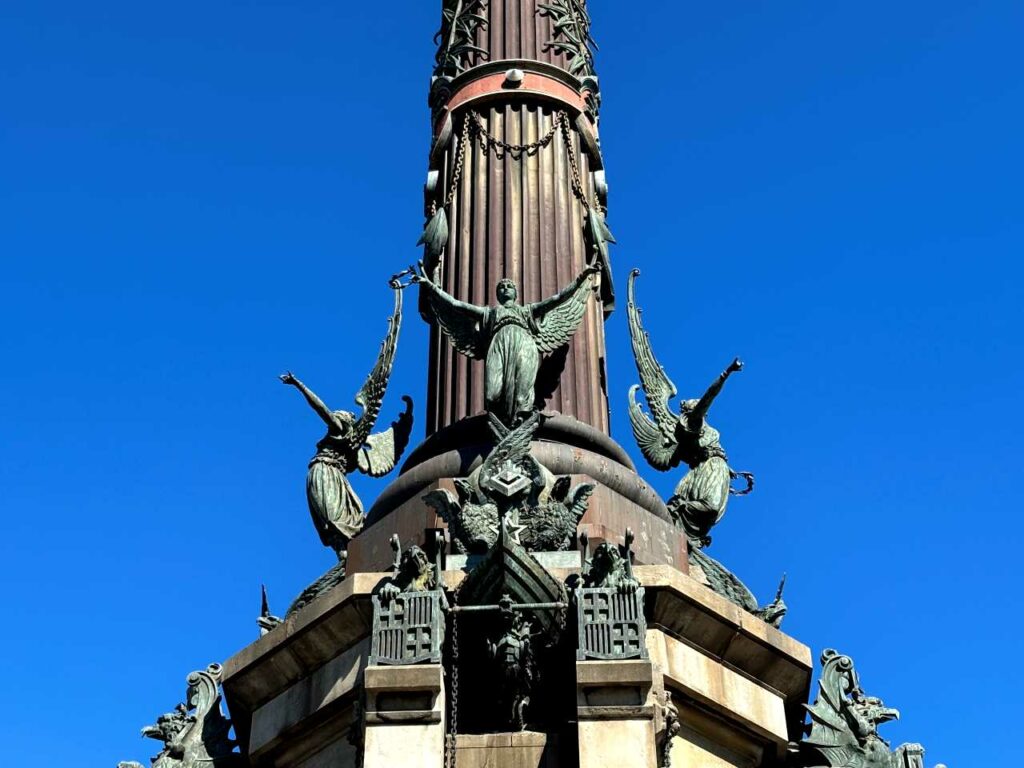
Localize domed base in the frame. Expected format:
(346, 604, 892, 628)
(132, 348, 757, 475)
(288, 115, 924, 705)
(347, 413, 687, 574)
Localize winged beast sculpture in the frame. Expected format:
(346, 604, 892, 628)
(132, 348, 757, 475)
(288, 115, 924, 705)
(797, 650, 938, 768)
(625, 269, 753, 549)
(281, 285, 413, 559)
(409, 261, 600, 425)
(118, 664, 240, 768)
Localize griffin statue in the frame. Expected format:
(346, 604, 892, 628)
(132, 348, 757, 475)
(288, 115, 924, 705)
(796, 650, 939, 768)
(118, 664, 240, 768)
(280, 284, 413, 559)
(409, 261, 600, 425)
(626, 268, 753, 549)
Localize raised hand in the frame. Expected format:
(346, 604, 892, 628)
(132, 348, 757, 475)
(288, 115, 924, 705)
(728, 358, 744, 374)
(280, 371, 298, 386)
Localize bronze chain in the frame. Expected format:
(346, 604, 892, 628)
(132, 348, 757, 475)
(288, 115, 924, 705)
(434, 109, 595, 221)
(444, 580, 464, 768)
(469, 110, 561, 160)
(557, 111, 595, 210)
(439, 114, 472, 214)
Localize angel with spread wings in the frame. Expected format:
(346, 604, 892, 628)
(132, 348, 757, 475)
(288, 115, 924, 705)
(410, 261, 600, 425)
(280, 285, 413, 559)
(626, 269, 753, 549)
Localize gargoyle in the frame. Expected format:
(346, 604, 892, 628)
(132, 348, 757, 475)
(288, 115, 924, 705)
(797, 650, 937, 768)
(118, 664, 240, 768)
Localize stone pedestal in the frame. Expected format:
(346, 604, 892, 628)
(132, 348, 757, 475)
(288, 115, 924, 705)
(455, 732, 559, 768)
(220, 564, 811, 768)
(575, 660, 658, 768)
(364, 665, 446, 768)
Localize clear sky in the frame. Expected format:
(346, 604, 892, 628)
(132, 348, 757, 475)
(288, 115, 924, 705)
(1, 1, 1021, 765)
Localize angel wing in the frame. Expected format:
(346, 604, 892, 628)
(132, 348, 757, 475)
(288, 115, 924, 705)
(629, 385, 680, 470)
(421, 280, 488, 359)
(627, 269, 679, 439)
(357, 396, 414, 477)
(530, 269, 597, 354)
(352, 287, 403, 446)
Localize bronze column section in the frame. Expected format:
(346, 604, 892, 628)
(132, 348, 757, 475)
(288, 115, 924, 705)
(422, 0, 614, 436)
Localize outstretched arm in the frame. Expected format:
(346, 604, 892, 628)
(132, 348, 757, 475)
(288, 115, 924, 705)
(691, 358, 743, 423)
(530, 263, 600, 316)
(280, 372, 338, 430)
(411, 262, 487, 318)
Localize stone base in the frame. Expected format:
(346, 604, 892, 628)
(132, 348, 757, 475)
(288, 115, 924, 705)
(348, 413, 686, 574)
(455, 732, 560, 768)
(364, 665, 445, 768)
(576, 660, 657, 768)
(221, 561, 811, 768)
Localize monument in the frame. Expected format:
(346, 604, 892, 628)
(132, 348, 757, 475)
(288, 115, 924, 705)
(119, 3, 945, 768)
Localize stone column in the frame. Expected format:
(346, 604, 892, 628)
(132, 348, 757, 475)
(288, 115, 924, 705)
(363, 665, 446, 768)
(575, 660, 658, 768)
(424, 0, 614, 436)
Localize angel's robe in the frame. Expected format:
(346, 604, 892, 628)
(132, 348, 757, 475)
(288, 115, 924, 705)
(307, 437, 364, 549)
(484, 304, 541, 421)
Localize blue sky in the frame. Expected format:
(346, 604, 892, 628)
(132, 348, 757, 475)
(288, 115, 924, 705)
(1, 1, 1021, 765)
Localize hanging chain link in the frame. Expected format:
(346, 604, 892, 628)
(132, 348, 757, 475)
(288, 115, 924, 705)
(557, 111, 596, 211)
(436, 114, 472, 215)
(444, 580, 464, 768)
(470, 109, 561, 160)
(433, 108, 595, 220)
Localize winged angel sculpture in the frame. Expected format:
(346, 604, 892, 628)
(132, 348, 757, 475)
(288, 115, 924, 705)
(626, 270, 753, 548)
(408, 261, 600, 425)
(281, 284, 413, 559)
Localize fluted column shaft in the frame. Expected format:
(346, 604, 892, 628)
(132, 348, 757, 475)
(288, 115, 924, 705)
(425, 0, 611, 435)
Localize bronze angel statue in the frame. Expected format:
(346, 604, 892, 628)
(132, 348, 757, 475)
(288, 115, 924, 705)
(408, 260, 600, 425)
(281, 285, 413, 559)
(626, 269, 753, 549)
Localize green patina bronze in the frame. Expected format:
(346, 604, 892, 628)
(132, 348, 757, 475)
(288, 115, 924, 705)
(539, 0, 598, 79)
(626, 269, 753, 549)
(408, 261, 599, 426)
(118, 665, 240, 768)
(424, 413, 595, 553)
(280, 285, 413, 559)
(796, 650, 940, 768)
(433, 0, 488, 80)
